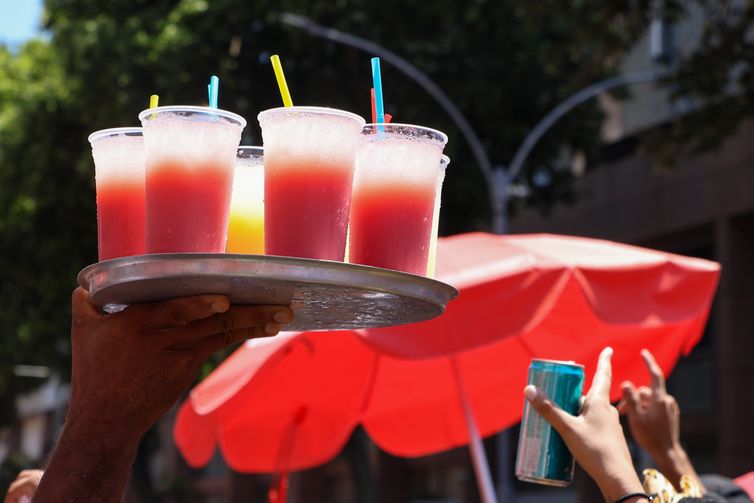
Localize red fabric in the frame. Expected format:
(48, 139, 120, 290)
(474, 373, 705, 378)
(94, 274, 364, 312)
(735, 472, 754, 499)
(359, 233, 720, 358)
(175, 331, 377, 472)
(173, 232, 720, 470)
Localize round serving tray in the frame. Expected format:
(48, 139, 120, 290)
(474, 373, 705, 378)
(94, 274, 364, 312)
(77, 254, 458, 331)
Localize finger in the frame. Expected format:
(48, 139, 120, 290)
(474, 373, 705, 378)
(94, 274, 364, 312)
(17, 470, 42, 479)
(71, 287, 102, 325)
(524, 385, 576, 435)
(192, 324, 283, 360)
(176, 305, 293, 342)
(619, 381, 640, 416)
(637, 386, 652, 399)
(138, 295, 230, 329)
(587, 347, 613, 402)
(6, 476, 34, 495)
(641, 348, 666, 395)
(8, 471, 36, 484)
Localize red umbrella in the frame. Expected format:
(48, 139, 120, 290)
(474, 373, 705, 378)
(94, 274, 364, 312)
(176, 331, 375, 472)
(174, 233, 720, 502)
(359, 233, 720, 359)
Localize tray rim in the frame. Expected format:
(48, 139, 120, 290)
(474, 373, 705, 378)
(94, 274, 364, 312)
(77, 253, 459, 308)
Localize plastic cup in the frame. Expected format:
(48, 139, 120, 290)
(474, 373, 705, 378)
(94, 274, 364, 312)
(138, 106, 246, 253)
(226, 146, 265, 254)
(349, 124, 448, 275)
(258, 106, 366, 261)
(88, 127, 146, 261)
(426, 155, 450, 277)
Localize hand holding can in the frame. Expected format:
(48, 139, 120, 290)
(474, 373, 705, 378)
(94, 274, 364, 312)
(518, 348, 645, 502)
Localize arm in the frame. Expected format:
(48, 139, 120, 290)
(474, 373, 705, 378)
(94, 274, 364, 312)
(34, 288, 293, 502)
(525, 348, 648, 503)
(35, 419, 139, 502)
(618, 349, 703, 492)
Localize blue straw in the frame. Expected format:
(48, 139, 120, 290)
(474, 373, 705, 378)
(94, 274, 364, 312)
(371, 58, 385, 132)
(208, 75, 219, 109)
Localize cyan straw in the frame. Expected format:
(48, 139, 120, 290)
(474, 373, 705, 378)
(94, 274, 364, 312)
(371, 58, 385, 132)
(208, 75, 219, 109)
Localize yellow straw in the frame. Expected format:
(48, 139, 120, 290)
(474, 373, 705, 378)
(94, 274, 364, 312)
(270, 54, 293, 107)
(149, 94, 159, 108)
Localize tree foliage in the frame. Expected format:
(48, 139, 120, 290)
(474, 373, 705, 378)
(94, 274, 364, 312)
(642, 0, 754, 168)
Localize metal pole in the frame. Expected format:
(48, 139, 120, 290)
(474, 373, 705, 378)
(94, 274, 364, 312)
(495, 69, 666, 235)
(451, 357, 498, 503)
(506, 69, 666, 183)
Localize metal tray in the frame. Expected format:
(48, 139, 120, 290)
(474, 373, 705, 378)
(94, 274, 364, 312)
(77, 254, 458, 331)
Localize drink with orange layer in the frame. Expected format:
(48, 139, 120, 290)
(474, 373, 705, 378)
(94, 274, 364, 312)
(226, 146, 265, 254)
(426, 155, 450, 277)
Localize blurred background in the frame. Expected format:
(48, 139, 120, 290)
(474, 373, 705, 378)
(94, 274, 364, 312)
(1, 0, 753, 501)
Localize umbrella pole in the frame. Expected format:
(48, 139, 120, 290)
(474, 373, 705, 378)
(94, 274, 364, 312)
(269, 406, 307, 503)
(451, 358, 499, 503)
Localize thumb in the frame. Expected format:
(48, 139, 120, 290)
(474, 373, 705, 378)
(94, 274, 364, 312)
(524, 385, 575, 436)
(71, 287, 102, 328)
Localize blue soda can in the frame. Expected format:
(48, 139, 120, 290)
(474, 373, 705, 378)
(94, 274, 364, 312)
(515, 359, 585, 486)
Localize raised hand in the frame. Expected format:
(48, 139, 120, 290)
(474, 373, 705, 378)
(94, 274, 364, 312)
(525, 348, 646, 502)
(618, 349, 701, 491)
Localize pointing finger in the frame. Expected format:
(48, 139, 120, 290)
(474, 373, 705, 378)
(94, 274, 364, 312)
(587, 347, 613, 402)
(641, 349, 666, 395)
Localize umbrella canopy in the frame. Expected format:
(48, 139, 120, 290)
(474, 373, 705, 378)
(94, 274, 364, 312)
(174, 232, 720, 481)
(360, 233, 719, 359)
(176, 331, 376, 471)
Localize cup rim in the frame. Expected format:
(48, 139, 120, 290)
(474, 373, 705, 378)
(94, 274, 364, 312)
(257, 106, 366, 126)
(88, 127, 143, 144)
(441, 154, 451, 167)
(138, 105, 247, 127)
(362, 123, 448, 145)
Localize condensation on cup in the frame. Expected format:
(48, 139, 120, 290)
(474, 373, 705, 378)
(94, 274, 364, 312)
(258, 106, 365, 261)
(349, 123, 448, 276)
(139, 105, 245, 254)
